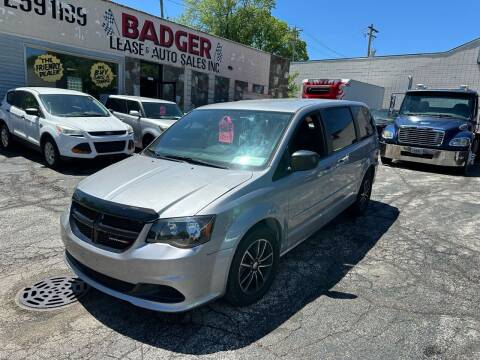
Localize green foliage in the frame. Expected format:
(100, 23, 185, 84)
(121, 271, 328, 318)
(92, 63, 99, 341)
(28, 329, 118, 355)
(287, 71, 300, 98)
(178, 0, 309, 61)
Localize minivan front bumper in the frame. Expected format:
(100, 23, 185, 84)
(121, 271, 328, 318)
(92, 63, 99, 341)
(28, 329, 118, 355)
(380, 143, 468, 167)
(60, 212, 233, 312)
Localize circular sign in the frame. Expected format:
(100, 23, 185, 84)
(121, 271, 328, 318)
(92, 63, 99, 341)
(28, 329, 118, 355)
(90, 62, 115, 88)
(34, 54, 64, 82)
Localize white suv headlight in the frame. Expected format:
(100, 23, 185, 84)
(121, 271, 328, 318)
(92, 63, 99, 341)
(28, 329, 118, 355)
(127, 125, 134, 134)
(56, 126, 84, 137)
(449, 137, 471, 147)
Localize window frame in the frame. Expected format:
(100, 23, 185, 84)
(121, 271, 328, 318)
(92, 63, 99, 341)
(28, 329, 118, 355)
(126, 100, 144, 116)
(320, 106, 359, 155)
(273, 110, 327, 181)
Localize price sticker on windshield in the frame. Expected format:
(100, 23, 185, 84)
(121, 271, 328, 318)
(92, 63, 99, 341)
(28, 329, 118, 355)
(219, 116, 234, 144)
(159, 105, 166, 116)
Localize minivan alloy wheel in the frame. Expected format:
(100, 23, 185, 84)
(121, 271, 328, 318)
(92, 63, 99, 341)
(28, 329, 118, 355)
(238, 238, 274, 294)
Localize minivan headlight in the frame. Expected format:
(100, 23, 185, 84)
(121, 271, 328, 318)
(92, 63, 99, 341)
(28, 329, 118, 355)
(449, 137, 471, 147)
(146, 216, 215, 248)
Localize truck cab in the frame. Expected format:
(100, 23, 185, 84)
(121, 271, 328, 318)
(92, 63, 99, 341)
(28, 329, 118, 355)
(380, 88, 479, 174)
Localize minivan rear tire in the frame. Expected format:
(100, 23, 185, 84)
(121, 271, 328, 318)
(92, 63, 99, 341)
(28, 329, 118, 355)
(225, 227, 279, 307)
(349, 170, 374, 216)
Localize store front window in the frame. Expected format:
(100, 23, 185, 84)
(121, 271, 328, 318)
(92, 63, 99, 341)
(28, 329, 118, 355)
(253, 84, 265, 95)
(191, 71, 209, 109)
(140, 61, 184, 110)
(234, 80, 248, 101)
(26, 47, 118, 102)
(214, 76, 230, 103)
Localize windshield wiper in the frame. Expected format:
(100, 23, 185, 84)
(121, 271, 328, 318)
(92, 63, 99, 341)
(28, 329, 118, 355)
(143, 148, 183, 162)
(165, 155, 228, 169)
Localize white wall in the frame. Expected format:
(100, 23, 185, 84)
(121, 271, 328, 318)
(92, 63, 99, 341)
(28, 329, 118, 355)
(291, 39, 480, 108)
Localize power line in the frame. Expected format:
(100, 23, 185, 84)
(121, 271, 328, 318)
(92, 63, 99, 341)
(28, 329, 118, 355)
(302, 30, 347, 58)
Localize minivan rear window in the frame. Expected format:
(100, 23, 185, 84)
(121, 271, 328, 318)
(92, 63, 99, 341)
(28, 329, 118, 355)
(321, 107, 357, 152)
(352, 106, 375, 140)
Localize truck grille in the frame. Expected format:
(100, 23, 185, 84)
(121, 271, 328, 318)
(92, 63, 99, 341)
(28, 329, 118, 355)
(70, 201, 145, 252)
(94, 141, 126, 153)
(398, 127, 445, 147)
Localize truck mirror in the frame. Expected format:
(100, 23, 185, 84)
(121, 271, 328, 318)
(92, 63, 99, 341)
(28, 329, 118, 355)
(388, 95, 396, 116)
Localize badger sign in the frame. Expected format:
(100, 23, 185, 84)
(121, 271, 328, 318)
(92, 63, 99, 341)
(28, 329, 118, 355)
(90, 62, 115, 88)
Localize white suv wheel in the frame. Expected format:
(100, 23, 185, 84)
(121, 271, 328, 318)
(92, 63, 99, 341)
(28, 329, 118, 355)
(1, 126, 9, 148)
(44, 141, 57, 166)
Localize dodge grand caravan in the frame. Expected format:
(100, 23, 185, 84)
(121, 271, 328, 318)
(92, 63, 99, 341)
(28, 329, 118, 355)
(61, 99, 379, 312)
(0, 88, 134, 168)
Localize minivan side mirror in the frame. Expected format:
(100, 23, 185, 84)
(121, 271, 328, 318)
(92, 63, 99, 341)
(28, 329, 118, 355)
(291, 150, 320, 172)
(25, 107, 40, 116)
(129, 110, 141, 117)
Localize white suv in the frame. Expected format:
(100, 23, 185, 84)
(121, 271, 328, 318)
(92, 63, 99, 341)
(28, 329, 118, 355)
(0, 87, 134, 167)
(105, 95, 183, 149)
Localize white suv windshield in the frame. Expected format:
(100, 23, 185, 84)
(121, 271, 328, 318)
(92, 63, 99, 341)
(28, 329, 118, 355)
(144, 109, 292, 170)
(40, 94, 110, 117)
(142, 102, 182, 119)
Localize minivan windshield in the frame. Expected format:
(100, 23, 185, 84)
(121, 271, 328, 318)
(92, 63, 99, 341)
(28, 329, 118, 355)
(144, 109, 292, 170)
(400, 93, 475, 120)
(142, 102, 183, 119)
(40, 94, 110, 117)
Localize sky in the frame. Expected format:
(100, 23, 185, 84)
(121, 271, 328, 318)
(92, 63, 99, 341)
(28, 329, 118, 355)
(114, 0, 480, 60)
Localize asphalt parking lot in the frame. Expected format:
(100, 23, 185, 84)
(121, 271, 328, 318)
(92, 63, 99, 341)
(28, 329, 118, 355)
(0, 147, 479, 360)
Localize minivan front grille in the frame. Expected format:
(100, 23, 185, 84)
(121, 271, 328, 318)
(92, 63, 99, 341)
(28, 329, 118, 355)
(398, 127, 445, 147)
(70, 201, 144, 252)
(94, 141, 126, 153)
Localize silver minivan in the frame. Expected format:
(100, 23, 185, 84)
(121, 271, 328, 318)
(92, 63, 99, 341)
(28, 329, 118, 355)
(61, 99, 379, 312)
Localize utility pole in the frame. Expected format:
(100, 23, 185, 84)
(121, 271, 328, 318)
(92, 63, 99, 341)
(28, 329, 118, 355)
(367, 24, 378, 57)
(291, 26, 302, 61)
(160, 0, 164, 18)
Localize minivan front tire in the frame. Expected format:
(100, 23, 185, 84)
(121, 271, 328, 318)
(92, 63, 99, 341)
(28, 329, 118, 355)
(225, 226, 279, 307)
(43, 137, 61, 168)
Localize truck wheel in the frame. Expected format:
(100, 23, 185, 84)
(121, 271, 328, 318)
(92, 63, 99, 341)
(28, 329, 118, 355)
(381, 156, 392, 165)
(0, 123, 12, 150)
(463, 148, 475, 176)
(43, 138, 61, 169)
(225, 226, 279, 307)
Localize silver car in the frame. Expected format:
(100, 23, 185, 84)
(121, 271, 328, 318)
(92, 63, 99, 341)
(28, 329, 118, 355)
(105, 95, 183, 149)
(61, 99, 379, 312)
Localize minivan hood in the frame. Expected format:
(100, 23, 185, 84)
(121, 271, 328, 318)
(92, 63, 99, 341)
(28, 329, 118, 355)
(52, 115, 128, 132)
(77, 155, 253, 217)
(395, 115, 470, 131)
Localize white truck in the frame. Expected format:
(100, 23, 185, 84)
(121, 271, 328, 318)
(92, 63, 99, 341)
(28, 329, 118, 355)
(301, 79, 385, 109)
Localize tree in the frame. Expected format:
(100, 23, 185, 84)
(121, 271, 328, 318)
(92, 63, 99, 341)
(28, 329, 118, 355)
(287, 71, 300, 98)
(178, 0, 309, 61)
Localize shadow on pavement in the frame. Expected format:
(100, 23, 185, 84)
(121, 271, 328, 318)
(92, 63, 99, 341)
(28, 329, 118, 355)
(386, 160, 480, 177)
(0, 145, 130, 176)
(79, 200, 399, 355)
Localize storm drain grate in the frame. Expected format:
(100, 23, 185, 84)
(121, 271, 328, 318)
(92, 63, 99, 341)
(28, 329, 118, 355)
(17, 276, 90, 311)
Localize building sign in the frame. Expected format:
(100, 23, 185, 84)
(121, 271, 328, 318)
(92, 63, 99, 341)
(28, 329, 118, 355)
(0, 0, 270, 84)
(104, 11, 222, 73)
(33, 54, 63, 82)
(90, 62, 114, 88)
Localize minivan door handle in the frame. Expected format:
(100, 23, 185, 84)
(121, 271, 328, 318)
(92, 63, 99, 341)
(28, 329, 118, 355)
(337, 154, 350, 165)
